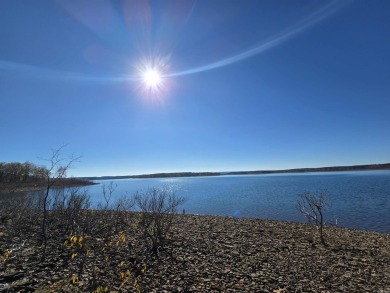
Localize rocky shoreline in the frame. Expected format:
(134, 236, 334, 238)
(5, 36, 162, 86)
(1, 212, 389, 292)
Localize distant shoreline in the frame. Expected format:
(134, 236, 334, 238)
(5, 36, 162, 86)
(80, 162, 390, 181)
(0, 178, 97, 194)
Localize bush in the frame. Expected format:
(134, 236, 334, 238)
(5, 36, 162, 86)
(134, 187, 184, 253)
(297, 191, 331, 246)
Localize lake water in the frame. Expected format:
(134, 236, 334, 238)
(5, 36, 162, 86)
(84, 170, 390, 233)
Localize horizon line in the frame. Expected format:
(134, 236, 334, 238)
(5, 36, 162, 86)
(78, 162, 390, 179)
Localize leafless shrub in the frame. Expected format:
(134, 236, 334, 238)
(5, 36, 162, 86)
(114, 193, 134, 212)
(134, 187, 184, 253)
(0, 193, 39, 244)
(297, 191, 331, 246)
(40, 145, 80, 260)
(102, 181, 117, 210)
(112, 194, 135, 230)
(96, 181, 134, 230)
(96, 182, 134, 235)
(60, 188, 91, 233)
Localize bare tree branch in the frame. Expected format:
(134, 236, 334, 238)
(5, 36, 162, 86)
(134, 186, 184, 253)
(297, 191, 331, 246)
(40, 144, 80, 261)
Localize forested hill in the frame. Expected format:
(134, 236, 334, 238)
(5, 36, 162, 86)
(226, 163, 390, 175)
(81, 163, 390, 180)
(0, 161, 94, 193)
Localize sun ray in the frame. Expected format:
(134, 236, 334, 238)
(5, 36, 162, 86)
(135, 56, 170, 97)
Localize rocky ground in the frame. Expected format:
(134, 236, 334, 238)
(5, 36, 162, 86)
(0, 212, 389, 292)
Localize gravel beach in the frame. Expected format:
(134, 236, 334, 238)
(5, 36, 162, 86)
(1, 213, 389, 292)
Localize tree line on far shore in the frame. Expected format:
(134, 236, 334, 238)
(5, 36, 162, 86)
(0, 161, 49, 183)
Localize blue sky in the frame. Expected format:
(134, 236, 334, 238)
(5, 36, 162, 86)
(1, 0, 389, 177)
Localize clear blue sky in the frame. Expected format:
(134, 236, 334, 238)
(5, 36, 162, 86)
(1, 0, 389, 177)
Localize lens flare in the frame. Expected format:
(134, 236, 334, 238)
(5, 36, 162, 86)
(135, 56, 170, 97)
(142, 68, 162, 89)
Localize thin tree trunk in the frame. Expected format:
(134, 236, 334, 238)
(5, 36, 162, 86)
(41, 177, 50, 261)
(319, 211, 327, 246)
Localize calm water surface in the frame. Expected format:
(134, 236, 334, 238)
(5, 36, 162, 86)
(85, 171, 390, 233)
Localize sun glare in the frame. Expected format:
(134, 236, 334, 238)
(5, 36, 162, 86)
(143, 68, 162, 88)
(135, 56, 170, 97)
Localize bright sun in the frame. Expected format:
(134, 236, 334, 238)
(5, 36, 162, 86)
(135, 57, 169, 97)
(142, 68, 162, 89)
